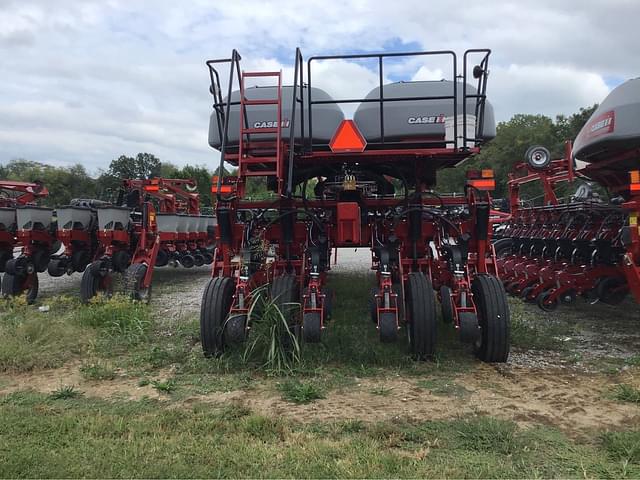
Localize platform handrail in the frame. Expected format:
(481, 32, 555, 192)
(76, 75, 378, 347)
(287, 47, 305, 198)
(463, 49, 491, 145)
(206, 49, 245, 201)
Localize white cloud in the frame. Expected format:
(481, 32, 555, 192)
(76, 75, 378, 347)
(0, 0, 637, 173)
(488, 64, 611, 121)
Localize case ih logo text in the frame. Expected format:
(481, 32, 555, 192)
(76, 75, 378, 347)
(407, 115, 445, 125)
(587, 110, 615, 138)
(253, 120, 290, 129)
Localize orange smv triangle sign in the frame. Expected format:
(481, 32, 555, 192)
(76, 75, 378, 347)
(329, 120, 367, 153)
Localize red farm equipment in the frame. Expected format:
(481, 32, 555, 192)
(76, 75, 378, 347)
(0, 180, 53, 303)
(200, 48, 510, 362)
(46, 200, 105, 281)
(121, 178, 215, 269)
(79, 184, 160, 303)
(495, 136, 640, 310)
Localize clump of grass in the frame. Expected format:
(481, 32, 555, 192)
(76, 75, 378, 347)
(613, 384, 640, 404)
(601, 430, 640, 465)
(370, 385, 394, 396)
(243, 287, 301, 375)
(76, 294, 151, 345)
(456, 417, 519, 455)
(151, 379, 178, 394)
(49, 385, 82, 400)
(80, 361, 116, 380)
(278, 379, 324, 404)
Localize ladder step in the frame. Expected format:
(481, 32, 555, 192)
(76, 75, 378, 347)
(241, 169, 277, 176)
(242, 99, 279, 106)
(242, 71, 281, 78)
(241, 157, 278, 164)
(242, 128, 279, 135)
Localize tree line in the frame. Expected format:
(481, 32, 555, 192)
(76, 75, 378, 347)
(0, 106, 597, 207)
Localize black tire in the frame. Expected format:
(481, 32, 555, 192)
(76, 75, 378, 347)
(81, 262, 113, 303)
(271, 274, 301, 347)
(202, 251, 214, 265)
(224, 314, 247, 344)
(302, 312, 322, 343)
(193, 253, 205, 267)
(71, 249, 91, 272)
(0, 250, 12, 273)
(47, 258, 67, 277)
(155, 249, 169, 267)
(440, 285, 454, 323)
(597, 277, 628, 305)
(80, 267, 100, 303)
(524, 145, 552, 170)
(123, 263, 152, 303)
(200, 277, 235, 356)
(406, 272, 437, 359)
(493, 238, 513, 258)
(4, 258, 15, 275)
(111, 250, 131, 273)
(379, 312, 397, 343)
(536, 291, 558, 312)
(31, 249, 50, 273)
(472, 274, 510, 363)
(520, 286, 535, 302)
(2, 272, 38, 304)
(181, 254, 195, 269)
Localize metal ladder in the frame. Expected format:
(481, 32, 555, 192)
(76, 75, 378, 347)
(238, 71, 284, 191)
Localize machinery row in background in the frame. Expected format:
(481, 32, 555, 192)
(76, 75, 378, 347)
(494, 78, 640, 311)
(0, 177, 215, 303)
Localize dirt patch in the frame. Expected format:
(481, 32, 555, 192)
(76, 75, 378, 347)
(4, 361, 639, 438)
(0, 361, 164, 401)
(235, 365, 640, 438)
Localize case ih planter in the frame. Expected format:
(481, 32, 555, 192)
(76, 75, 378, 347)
(47, 204, 97, 278)
(122, 178, 214, 269)
(80, 202, 159, 303)
(3, 206, 55, 303)
(495, 79, 640, 310)
(200, 48, 510, 362)
(0, 180, 51, 303)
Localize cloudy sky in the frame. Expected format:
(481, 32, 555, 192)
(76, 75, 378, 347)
(0, 0, 637, 174)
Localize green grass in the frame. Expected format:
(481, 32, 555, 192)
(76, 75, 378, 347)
(2, 271, 637, 477)
(613, 384, 640, 404)
(0, 295, 151, 373)
(49, 384, 82, 400)
(150, 378, 178, 394)
(277, 379, 325, 404)
(0, 391, 637, 478)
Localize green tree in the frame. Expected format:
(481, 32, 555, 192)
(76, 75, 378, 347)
(437, 106, 597, 199)
(96, 152, 163, 199)
(1, 159, 96, 207)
